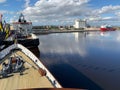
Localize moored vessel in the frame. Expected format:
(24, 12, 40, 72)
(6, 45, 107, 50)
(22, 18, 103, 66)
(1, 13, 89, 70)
(0, 43, 61, 90)
(3, 13, 39, 48)
(100, 25, 116, 31)
(0, 43, 84, 90)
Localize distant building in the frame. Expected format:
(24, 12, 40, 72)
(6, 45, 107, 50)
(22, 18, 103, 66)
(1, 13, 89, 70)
(73, 19, 87, 29)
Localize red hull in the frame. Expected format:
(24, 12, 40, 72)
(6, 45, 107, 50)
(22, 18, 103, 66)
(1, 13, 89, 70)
(100, 28, 116, 32)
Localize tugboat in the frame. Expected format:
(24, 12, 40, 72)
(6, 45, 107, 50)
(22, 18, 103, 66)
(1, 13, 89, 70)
(100, 25, 116, 32)
(0, 41, 83, 90)
(4, 13, 39, 48)
(0, 42, 62, 90)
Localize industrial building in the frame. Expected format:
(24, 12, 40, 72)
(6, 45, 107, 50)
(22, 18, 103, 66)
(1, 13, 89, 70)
(73, 19, 87, 29)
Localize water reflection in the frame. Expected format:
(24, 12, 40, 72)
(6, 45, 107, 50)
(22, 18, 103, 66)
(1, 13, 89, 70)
(38, 31, 120, 90)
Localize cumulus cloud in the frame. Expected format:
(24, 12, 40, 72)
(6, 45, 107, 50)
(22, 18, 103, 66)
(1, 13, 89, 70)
(85, 5, 120, 23)
(11, 0, 120, 25)
(94, 5, 120, 14)
(21, 0, 91, 25)
(0, 10, 14, 14)
(0, 0, 6, 3)
(25, 0, 30, 8)
(115, 12, 120, 17)
(0, 10, 7, 14)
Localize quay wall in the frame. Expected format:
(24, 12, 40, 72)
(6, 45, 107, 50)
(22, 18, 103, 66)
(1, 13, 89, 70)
(32, 28, 100, 34)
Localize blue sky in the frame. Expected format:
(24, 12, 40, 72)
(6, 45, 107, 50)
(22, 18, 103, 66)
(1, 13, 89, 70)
(90, 0, 120, 8)
(0, 0, 120, 26)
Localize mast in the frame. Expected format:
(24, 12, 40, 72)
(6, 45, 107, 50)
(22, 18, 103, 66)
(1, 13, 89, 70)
(18, 13, 26, 23)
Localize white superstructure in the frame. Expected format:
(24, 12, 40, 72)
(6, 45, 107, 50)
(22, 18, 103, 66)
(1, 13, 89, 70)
(12, 13, 32, 36)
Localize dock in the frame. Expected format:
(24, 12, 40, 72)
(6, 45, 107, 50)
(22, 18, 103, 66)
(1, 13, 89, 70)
(32, 29, 100, 34)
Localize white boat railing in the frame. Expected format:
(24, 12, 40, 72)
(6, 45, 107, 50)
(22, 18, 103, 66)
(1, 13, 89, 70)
(0, 44, 62, 88)
(0, 44, 17, 59)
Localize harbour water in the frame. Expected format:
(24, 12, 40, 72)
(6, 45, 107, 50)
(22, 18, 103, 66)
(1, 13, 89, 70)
(37, 30, 120, 90)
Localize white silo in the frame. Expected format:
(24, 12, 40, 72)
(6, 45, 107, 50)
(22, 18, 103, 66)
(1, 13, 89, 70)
(73, 19, 86, 29)
(74, 19, 80, 29)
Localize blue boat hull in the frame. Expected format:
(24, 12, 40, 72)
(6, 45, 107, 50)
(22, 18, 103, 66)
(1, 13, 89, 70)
(0, 32, 6, 45)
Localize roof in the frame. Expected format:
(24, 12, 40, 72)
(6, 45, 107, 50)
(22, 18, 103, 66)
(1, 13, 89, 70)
(12, 22, 32, 24)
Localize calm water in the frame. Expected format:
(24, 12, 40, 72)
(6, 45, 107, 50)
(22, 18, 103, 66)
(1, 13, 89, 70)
(38, 31, 120, 90)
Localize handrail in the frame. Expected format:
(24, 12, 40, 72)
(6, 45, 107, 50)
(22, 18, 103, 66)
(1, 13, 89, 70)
(17, 44, 62, 88)
(0, 44, 18, 59)
(0, 44, 62, 88)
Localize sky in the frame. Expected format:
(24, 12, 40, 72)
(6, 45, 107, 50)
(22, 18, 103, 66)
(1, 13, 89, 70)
(0, 0, 120, 26)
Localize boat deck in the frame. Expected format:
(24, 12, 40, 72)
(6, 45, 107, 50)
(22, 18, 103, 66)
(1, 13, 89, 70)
(0, 51, 54, 90)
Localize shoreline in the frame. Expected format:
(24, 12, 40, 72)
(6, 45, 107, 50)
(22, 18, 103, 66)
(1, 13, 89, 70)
(32, 29, 100, 34)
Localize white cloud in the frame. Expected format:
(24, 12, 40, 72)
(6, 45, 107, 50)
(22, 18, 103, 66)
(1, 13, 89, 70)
(0, 10, 14, 15)
(25, 0, 30, 8)
(0, 0, 6, 3)
(85, 5, 120, 23)
(95, 5, 120, 14)
(115, 12, 120, 17)
(13, 0, 120, 25)
(87, 5, 120, 19)
(0, 10, 7, 14)
(0, 10, 14, 17)
(103, 17, 112, 20)
(21, 0, 91, 25)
